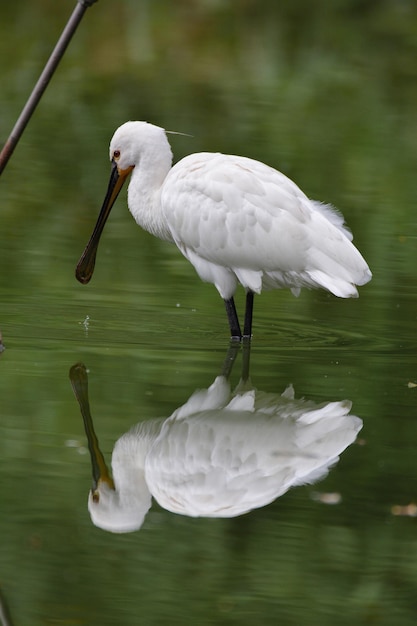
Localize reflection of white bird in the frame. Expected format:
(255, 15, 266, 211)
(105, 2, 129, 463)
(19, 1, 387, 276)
(75, 121, 371, 339)
(70, 361, 362, 533)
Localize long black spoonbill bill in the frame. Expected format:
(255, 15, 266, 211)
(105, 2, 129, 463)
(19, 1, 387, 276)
(75, 121, 372, 339)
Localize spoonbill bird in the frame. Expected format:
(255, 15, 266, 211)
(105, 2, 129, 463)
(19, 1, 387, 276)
(76, 121, 372, 339)
(70, 356, 362, 533)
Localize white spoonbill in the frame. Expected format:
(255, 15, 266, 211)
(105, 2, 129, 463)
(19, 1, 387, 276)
(70, 356, 362, 533)
(76, 121, 372, 339)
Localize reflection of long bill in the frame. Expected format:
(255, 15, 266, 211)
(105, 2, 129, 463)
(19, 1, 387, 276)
(75, 160, 133, 284)
(69, 363, 115, 498)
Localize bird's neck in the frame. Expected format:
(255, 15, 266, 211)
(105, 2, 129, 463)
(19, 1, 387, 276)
(127, 152, 174, 242)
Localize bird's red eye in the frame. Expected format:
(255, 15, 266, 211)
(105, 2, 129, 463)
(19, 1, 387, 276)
(113, 150, 120, 160)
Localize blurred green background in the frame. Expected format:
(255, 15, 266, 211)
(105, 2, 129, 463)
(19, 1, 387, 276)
(0, 1, 416, 625)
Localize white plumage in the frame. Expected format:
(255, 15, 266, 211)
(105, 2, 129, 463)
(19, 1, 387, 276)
(76, 121, 371, 338)
(71, 363, 362, 534)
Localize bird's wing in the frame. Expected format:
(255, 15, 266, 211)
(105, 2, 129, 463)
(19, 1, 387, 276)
(162, 153, 312, 269)
(162, 152, 361, 270)
(161, 153, 370, 296)
(145, 393, 362, 518)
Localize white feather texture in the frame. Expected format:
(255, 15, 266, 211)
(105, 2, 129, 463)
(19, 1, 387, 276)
(86, 375, 362, 533)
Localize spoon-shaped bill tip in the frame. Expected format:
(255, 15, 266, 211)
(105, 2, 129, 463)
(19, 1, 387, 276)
(75, 248, 97, 284)
(69, 362, 89, 394)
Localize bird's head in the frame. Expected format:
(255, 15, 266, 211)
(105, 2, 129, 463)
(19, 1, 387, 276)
(87, 477, 151, 534)
(75, 121, 171, 285)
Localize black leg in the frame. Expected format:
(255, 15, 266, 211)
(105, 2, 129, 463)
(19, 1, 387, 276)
(241, 338, 251, 383)
(243, 291, 254, 339)
(224, 297, 242, 341)
(220, 341, 241, 379)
